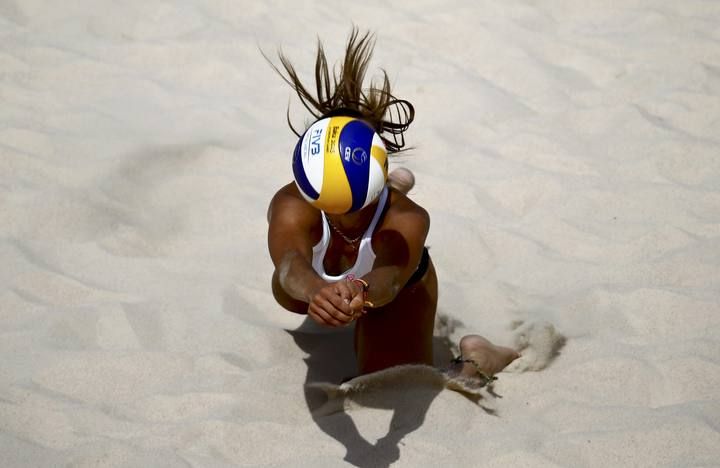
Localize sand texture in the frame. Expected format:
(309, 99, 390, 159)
(2, 1, 720, 466)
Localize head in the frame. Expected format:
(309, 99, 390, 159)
(292, 116, 388, 214)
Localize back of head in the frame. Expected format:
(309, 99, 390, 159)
(267, 27, 415, 154)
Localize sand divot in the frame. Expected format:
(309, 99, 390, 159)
(505, 320, 565, 372)
(307, 364, 495, 417)
(305, 316, 563, 417)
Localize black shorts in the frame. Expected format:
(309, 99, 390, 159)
(405, 247, 430, 287)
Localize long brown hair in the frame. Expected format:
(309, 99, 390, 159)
(265, 28, 414, 153)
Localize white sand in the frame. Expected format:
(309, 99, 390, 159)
(2, 1, 720, 466)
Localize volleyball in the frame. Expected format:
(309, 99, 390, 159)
(292, 116, 388, 214)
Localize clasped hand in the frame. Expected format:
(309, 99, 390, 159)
(308, 280, 365, 327)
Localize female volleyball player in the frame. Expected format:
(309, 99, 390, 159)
(266, 30, 519, 383)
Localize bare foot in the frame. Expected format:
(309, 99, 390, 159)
(457, 335, 520, 379)
(388, 168, 415, 195)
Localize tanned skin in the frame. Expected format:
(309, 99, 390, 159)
(268, 182, 437, 373)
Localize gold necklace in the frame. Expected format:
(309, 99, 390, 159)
(326, 217, 364, 244)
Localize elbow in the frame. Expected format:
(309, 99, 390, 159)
(277, 251, 299, 289)
(271, 269, 308, 314)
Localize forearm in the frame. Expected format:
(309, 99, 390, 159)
(360, 266, 405, 309)
(276, 250, 325, 303)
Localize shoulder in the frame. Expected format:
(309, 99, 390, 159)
(384, 188, 430, 232)
(374, 188, 430, 248)
(267, 182, 323, 264)
(370, 188, 430, 267)
(268, 182, 320, 219)
(268, 183, 320, 225)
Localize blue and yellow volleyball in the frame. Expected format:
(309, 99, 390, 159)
(292, 116, 388, 214)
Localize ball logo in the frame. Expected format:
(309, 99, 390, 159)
(293, 116, 386, 214)
(351, 147, 368, 165)
(309, 128, 323, 156)
(344, 147, 367, 165)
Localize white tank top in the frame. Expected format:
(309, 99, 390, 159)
(311, 187, 389, 281)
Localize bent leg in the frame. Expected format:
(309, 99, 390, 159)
(354, 260, 438, 375)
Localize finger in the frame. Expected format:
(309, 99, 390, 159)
(324, 302, 355, 324)
(349, 295, 365, 315)
(311, 296, 353, 326)
(322, 290, 353, 316)
(314, 293, 352, 319)
(334, 281, 353, 303)
(308, 303, 344, 327)
(310, 286, 353, 320)
(344, 279, 363, 298)
(327, 294, 352, 314)
(344, 280, 364, 298)
(307, 305, 331, 326)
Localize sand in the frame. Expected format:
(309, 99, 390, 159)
(2, 1, 720, 466)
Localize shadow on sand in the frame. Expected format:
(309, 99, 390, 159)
(287, 323, 461, 467)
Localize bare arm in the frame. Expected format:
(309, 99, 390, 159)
(267, 184, 359, 326)
(267, 185, 322, 299)
(360, 195, 430, 308)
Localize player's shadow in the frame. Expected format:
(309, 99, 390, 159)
(287, 322, 457, 468)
